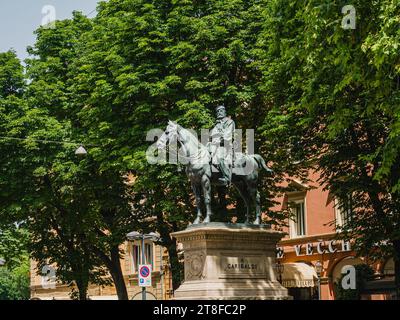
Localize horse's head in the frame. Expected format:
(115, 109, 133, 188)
(156, 120, 180, 149)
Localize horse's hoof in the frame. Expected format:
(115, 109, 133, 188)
(193, 217, 201, 225)
(253, 218, 260, 225)
(203, 217, 211, 224)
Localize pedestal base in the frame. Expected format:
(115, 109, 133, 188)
(171, 223, 291, 300)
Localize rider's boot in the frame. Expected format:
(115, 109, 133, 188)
(218, 162, 231, 185)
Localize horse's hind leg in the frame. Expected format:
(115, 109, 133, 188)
(216, 185, 227, 222)
(192, 183, 202, 224)
(233, 182, 251, 224)
(246, 179, 261, 225)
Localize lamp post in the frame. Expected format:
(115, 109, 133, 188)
(0, 136, 89, 156)
(275, 261, 284, 284)
(126, 231, 160, 300)
(315, 260, 323, 300)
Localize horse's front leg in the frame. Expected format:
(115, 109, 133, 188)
(201, 175, 212, 223)
(191, 182, 202, 225)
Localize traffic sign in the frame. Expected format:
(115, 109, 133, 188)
(138, 264, 152, 287)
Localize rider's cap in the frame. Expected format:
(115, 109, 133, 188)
(215, 105, 226, 111)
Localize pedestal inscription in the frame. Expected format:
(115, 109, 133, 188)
(219, 256, 266, 279)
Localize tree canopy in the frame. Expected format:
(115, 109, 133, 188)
(258, 0, 400, 296)
(0, 0, 400, 299)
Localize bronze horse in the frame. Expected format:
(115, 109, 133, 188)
(156, 121, 273, 225)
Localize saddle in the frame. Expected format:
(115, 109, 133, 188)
(209, 153, 255, 177)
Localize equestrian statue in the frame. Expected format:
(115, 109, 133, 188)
(156, 105, 273, 225)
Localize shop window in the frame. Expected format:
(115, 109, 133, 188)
(332, 256, 364, 284)
(289, 201, 306, 238)
(131, 242, 154, 273)
(383, 258, 394, 276)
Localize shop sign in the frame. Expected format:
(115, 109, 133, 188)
(277, 240, 351, 258)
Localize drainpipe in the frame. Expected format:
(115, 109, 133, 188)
(160, 246, 164, 300)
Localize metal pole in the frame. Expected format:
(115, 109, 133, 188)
(142, 235, 146, 301)
(318, 276, 321, 300)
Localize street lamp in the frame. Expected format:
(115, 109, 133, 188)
(275, 261, 284, 283)
(126, 231, 161, 300)
(75, 145, 88, 156)
(315, 260, 323, 300)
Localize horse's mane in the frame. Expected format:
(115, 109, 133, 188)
(175, 124, 210, 164)
(177, 124, 207, 151)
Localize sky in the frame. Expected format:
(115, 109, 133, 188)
(0, 0, 101, 62)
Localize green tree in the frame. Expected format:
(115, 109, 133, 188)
(0, 254, 30, 300)
(0, 51, 24, 99)
(0, 225, 29, 270)
(258, 0, 400, 298)
(0, 16, 132, 299)
(0, 51, 30, 296)
(22, 12, 135, 300)
(69, 0, 290, 290)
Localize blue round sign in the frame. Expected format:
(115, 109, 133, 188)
(140, 266, 150, 278)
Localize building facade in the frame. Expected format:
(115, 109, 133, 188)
(30, 241, 173, 300)
(30, 170, 395, 300)
(273, 171, 395, 300)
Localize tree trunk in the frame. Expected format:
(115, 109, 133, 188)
(91, 243, 129, 300)
(166, 238, 182, 291)
(72, 264, 89, 301)
(76, 280, 88, 300)
(109, 246, 129, 300)
(393, 240, 400, 300)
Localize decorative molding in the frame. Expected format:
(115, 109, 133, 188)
(185, 250, 206, 281)
(174, 230, 284, 243)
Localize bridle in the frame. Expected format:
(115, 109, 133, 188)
(160, 126, 209, 165)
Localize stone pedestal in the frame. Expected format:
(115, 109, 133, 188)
(171, 223, 291, 300)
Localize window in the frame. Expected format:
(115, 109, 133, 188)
(131, 242, 154, 273)
(290, 201, 306, 238)
(335, 196, 353, 229)
(132, 244, 140, 272)
(145, 243, 153, 266)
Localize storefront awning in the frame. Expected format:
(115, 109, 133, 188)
(281, 263, 318, 288)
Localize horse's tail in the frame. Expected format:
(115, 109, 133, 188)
(251, 154, 274, 175)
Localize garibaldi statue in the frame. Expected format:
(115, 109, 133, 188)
(207, 105, 235, 186)
(156, 104, 273, 224)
